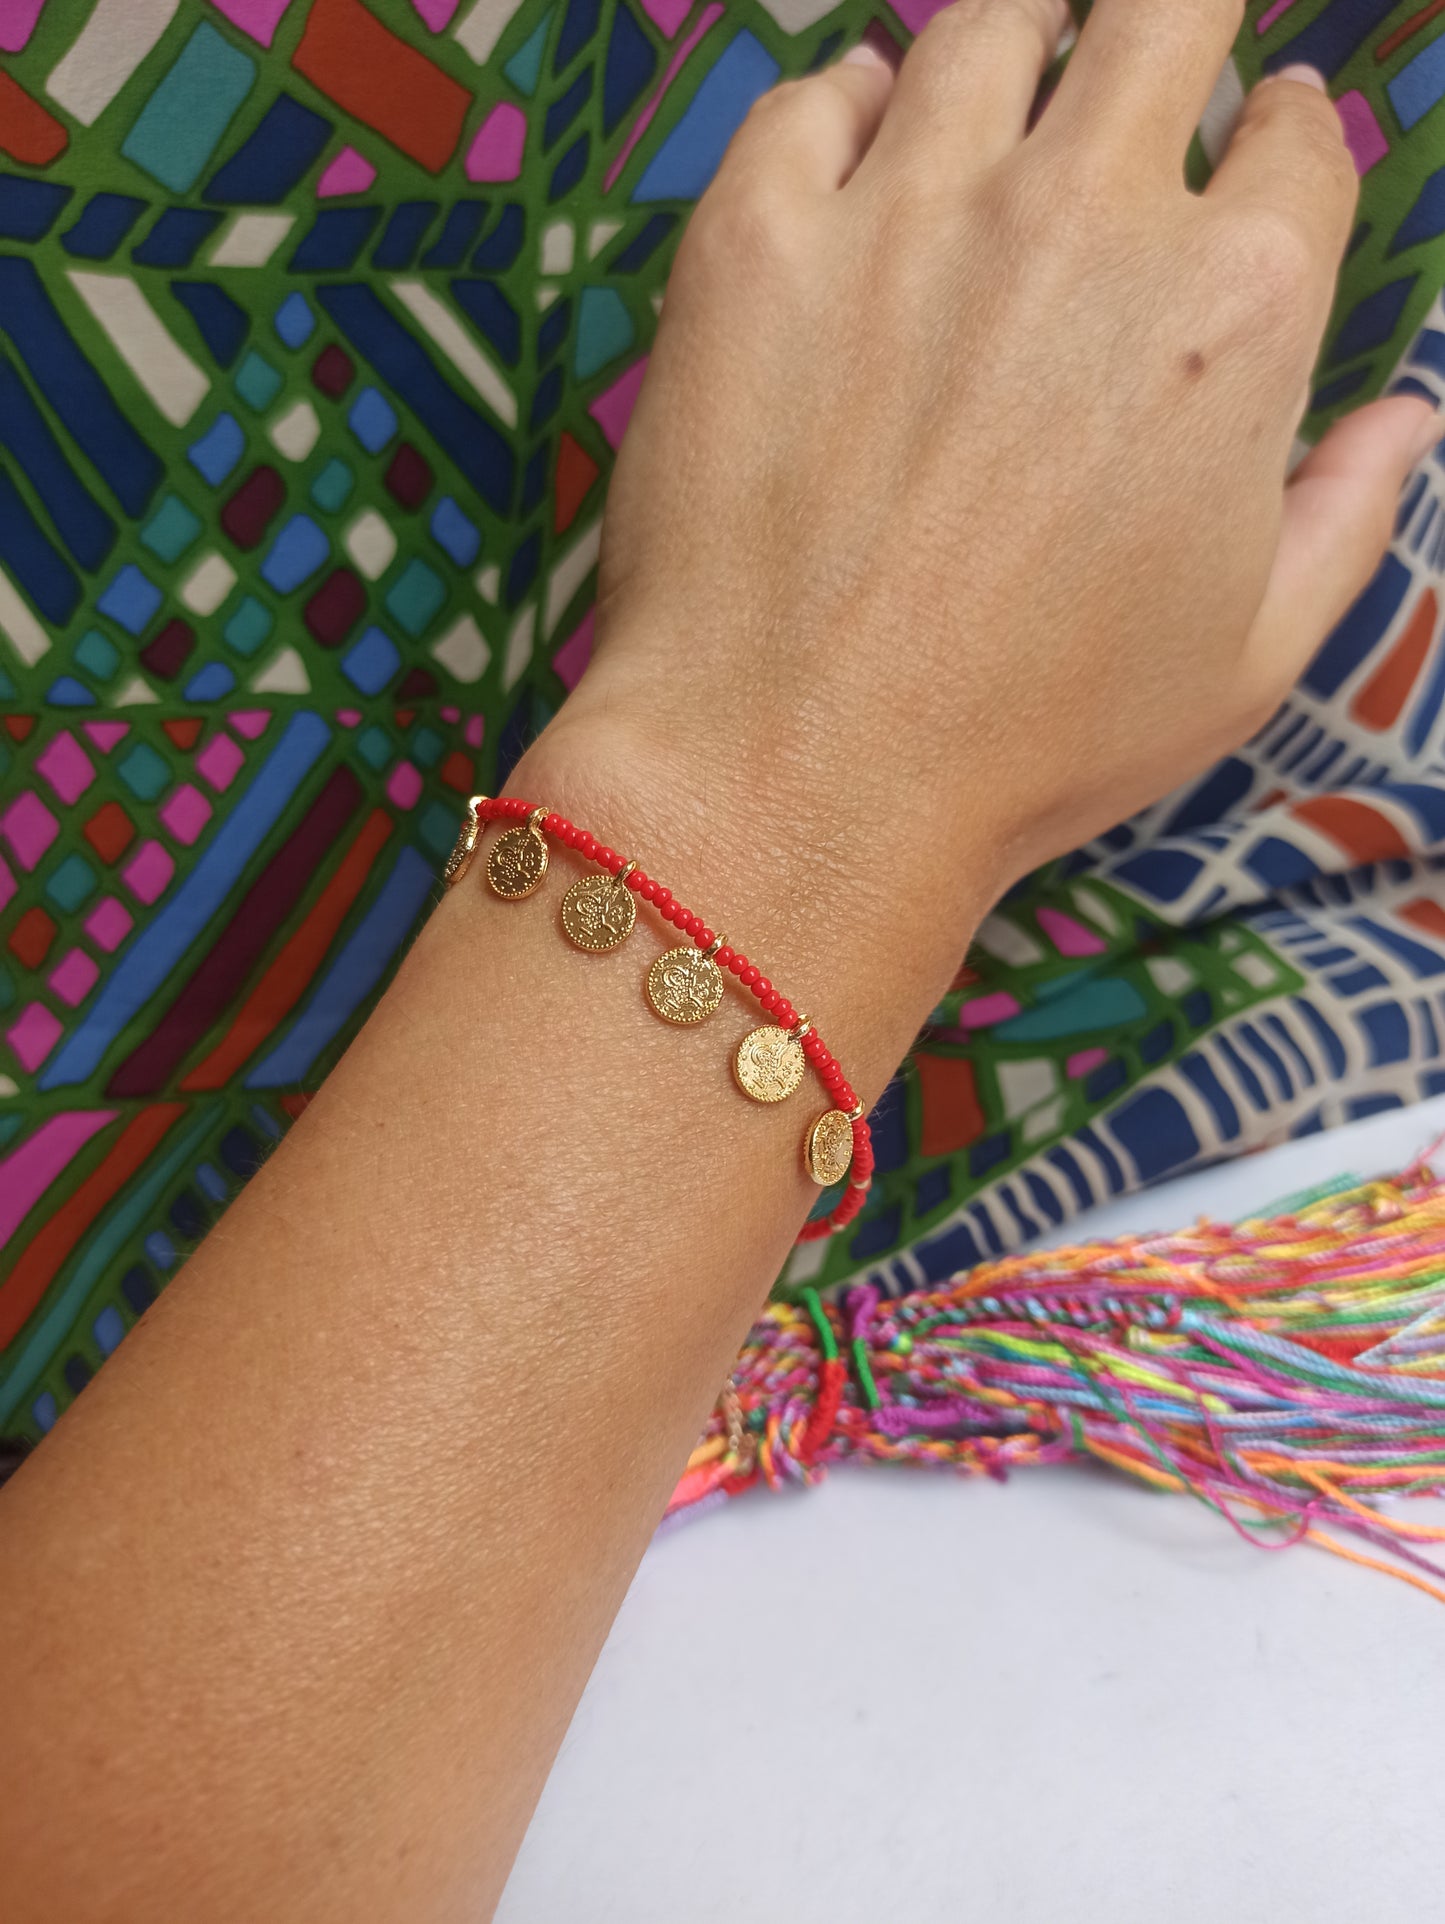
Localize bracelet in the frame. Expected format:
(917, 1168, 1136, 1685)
(443, 794, 874, 1242)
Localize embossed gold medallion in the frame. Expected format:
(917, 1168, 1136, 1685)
(443, 798, 483, 888)
(487, 821, 548, 899)
(733, 1025, 805, 1103)
(561, 871, 637, 952)
(805, 1109, 854, 1187)
(646, 946, 724, 1025)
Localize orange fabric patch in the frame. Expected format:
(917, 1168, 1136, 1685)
(0, 73, 67, 167)
(83, 801, 136, 865)
(914, 1052, 986, 1157)
(1290, 794, 1411, 864)
(1400, 896, 1445, 942)
(554, 433, 600, 535)
(291, 0, 472, 175)
(8, 906, 56, 970)
(1350, 588, 1437, 731)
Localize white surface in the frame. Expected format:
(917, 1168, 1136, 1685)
(498, 1096, 1445, 1923)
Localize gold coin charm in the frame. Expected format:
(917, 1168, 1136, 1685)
(561, 871, 637, 953)
(805, 1109, 855, 1187)
(443, 795, 485, 887)
(733, 1025, 805, 1104)
(646, 946, 724, 1025)
(487, 813, 549, 900)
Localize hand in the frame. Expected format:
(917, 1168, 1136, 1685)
(524, 0, 1437, 1040)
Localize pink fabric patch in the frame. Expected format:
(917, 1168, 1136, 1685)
(639, 0, 691, 35)
(464, 715, 484, 748)
(335, 708, 363, 727)
(35, 730, 95, 805)
(883, 0, 951, 35)
(83, 720, 130, 754)
(1, 792, 59, 871)
(227, 710, 272, 739)
(1067, 1048, 1108, 1080)
(589, 357, 649, 450)
(159, 783, 213, 846)
(7, 1002, 62, 1074)
(552, 609, 595, 692)
(207, 0, 293, 47)
(0, 1108, 115, 1248)
(409, 0, 460, 26)
(0, 0, 47, 55)
(465, 103, 527, 183)
(387, 761, 423, 810)
(959, 991, 1022, 1029)
(317, 145, 377, 197)
(1037, 906, 1107, 957)
(196, 733, 245, 792)
(122, 840, 175, 906)
(602, 3, 721, 191)
(440, 704, 460, 723)
(1335, 90, 1389, 176)
(85, 896, 133, 953)
(0, 855, 14, 914)
(49, 947, 99, 1008)
(1256, 0, 1302, 31)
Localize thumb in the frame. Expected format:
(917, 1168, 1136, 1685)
(1250, 394, 1441, 683)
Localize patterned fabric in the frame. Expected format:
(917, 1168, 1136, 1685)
(1, 0, 1445, 1447)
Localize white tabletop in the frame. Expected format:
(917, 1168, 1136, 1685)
(498, 1097, 1445, 1924)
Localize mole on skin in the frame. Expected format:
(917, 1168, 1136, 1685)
(1183, 350, 1207, 380)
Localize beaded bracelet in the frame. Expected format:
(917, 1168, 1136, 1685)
(444, 794, 873, 1241)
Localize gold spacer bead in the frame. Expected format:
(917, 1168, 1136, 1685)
(703, 932, 727, 959)
(789, 1014, 812, 1041)
(615, 860, 637, 890)
(845, 1101, 865, 1122)
(527, 805, 548, 833)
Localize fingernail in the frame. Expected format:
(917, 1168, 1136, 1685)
(841, 40, 889, 70)
(1273, 63, 1328, 90)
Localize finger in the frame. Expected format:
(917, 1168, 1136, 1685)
(724, 42, 896, 194)
(1248, 397, 1442, 687)
(1206, 66, 1358, 285)
(1051, 0, 1244, 166)
(864, 0, 1069, 177)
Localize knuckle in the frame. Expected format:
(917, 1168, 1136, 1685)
(678, 171, 795, 287)
(1225, 209, 1318, 314)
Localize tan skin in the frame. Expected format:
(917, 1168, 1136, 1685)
(2, 1, 1439, 1917)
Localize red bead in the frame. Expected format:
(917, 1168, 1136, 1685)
(565, 826, 583, 848)
(755, 976, 771, 997)
(716, 945, 735, 969)
(640, 878, 658, 901)
(803, 1033, 823, 1059)
(598, 846, 618, 870)
(628, 868, 647, 891)
(698, 926, 715, 948)
(739, 965, 760, 988)
(544, 813, 561, 834)
(761, 991, 780, 1013)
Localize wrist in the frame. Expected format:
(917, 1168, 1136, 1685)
(508, 696, 1003, 1100)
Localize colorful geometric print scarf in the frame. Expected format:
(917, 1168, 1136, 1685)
(1, 0, 1444, 1452)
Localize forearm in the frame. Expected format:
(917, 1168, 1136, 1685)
(0, 726, 987, 1924)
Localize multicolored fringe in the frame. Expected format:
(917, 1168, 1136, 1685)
(668, 1156, 1445, 1605)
